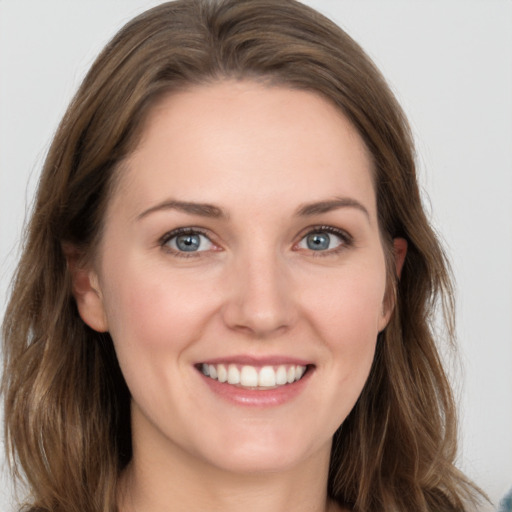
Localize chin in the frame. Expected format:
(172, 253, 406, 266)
(194, 426, 332, 475)
(207, 449, 308, 475)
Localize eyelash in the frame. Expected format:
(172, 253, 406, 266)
(159, 227, 216, 258)
(296, 225, 353, 256)
(158, 225, 353, 258)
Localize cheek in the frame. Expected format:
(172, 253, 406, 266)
(99, 266, 221, 415)
(300, 261, 386, 381)
(304, 262, 387, 336)
(99, 263, 220, 365)
(325, 279, 384, 423)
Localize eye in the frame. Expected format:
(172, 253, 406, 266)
(296, 227, 350, 253)
(161, 229, 214, 254)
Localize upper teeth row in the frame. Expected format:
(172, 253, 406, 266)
(201, 363, 306, 388)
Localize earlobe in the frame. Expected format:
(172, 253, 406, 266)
(63, 244, 109, 333)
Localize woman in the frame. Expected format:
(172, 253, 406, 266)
(1, 1, 484, 511)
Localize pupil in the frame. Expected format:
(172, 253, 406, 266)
(307, 233, 330, 251)
(176, 234, 200, 251)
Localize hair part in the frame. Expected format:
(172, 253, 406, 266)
(2, 1, 484, 511)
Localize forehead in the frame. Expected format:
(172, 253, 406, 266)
(111, 81, 376, 220)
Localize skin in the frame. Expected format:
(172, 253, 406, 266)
(72, 81, 406, 512)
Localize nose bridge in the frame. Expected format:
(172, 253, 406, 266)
(222, 241, 296, 336)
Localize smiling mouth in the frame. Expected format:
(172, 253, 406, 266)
(199, 363, 309, 389)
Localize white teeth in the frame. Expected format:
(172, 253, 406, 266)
(217, 364, 228, 383)
(201, 363, 308, 388)
(240, 366, 258, 386)
(227, 364, 240, 384)
(258, 366, 276, 387)
(276, 365, 287, 385)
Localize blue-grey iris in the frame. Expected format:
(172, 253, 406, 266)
(306, 233, 330, 250)
(176, 234, 201, 251)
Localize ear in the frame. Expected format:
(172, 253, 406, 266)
(63, 244, 109, 333)
(393, 237, 407, 278)
(378, 237, 408, 331)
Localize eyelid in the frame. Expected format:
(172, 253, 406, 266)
(159, 227, 220, 257)
(294, 225, 353, 254)
(159, 226, 208, 244)
(157, 224, 353, 258)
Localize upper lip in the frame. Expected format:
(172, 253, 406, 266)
(197, 355, 313, 367)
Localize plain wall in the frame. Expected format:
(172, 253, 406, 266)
(1, 1, 511, 510)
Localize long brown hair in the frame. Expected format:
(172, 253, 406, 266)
(2, 1, 483, 511)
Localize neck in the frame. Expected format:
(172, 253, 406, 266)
(118, 438, 342, 512)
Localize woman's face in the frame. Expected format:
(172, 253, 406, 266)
(77, 81, 399, 475)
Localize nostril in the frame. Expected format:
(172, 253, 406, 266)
(219, 262, 297, 336)
(221, 300, 296, 338)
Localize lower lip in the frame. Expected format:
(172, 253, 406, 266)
(198, 367, 313, 407)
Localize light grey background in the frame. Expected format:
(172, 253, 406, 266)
(1, 1, 511, 510)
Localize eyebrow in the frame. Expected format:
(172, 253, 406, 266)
(295, 197, 370, 219)
(136, 199, 226, 220)
(136, 196, 369, 221)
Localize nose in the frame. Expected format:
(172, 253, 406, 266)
(221, 249, 297, 338)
